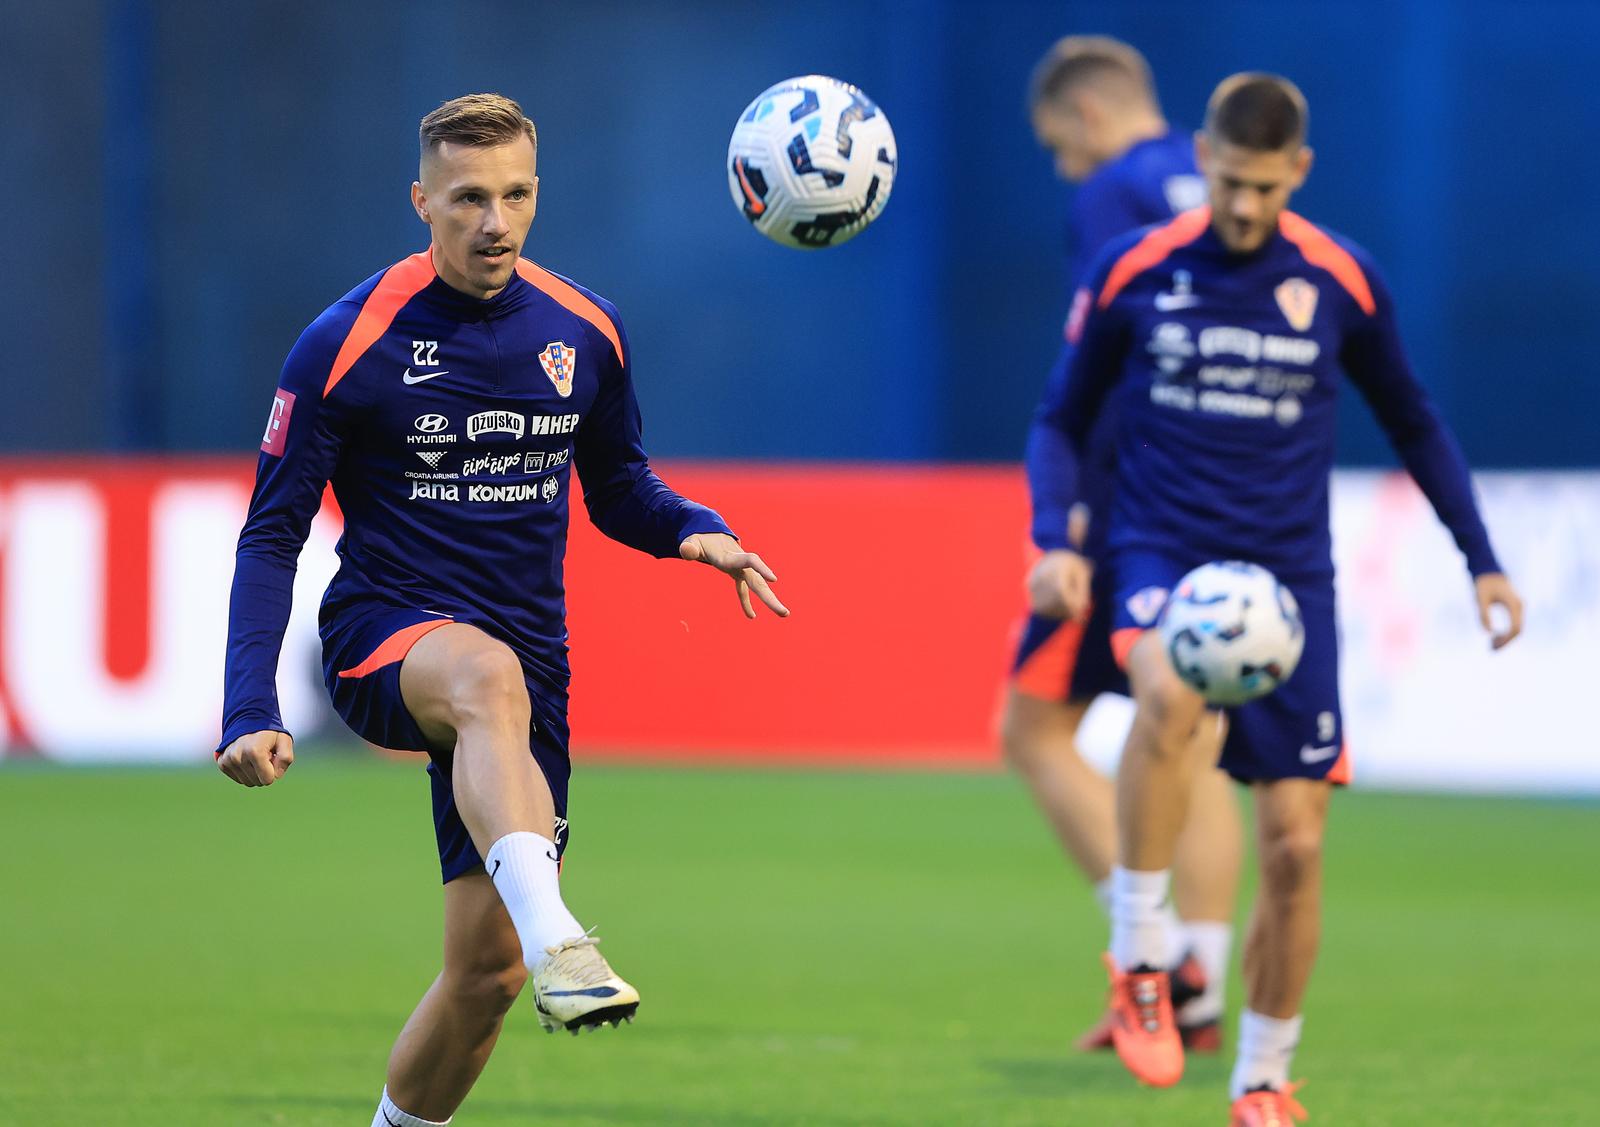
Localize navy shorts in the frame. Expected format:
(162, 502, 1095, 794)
(1106, 548, 1350, 785)
(1009, 570, 1128, 702)
(321, 602, 572, 883)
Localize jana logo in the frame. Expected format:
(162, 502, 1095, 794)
(414, 413, 449, 433)
(539, 341, 576, 398)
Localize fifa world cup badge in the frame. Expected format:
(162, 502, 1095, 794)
(1274, 277, 1319, 332)
(539, 341, 577, 398)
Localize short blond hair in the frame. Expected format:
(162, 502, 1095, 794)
(1029, 35, 1157, 112)
(419, 93, 537, 156)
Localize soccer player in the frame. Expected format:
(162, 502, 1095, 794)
(1006, 34, 1240, 1050)
(216, 94, 788, 1127)
(1035, 73, 1523, 1124)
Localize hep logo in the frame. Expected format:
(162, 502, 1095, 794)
(414, 414, 449, 433)
(260, 389, 297, 456)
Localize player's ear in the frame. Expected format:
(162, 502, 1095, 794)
(1291, 145, 1313, 188)
(411, 181, 430, 225)
(1193, 131, 1211, 174)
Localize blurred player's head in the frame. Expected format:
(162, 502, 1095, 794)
(1029, 36, 1166, 182)
(413, 93, 540, 300)
(1197, 74, 1313, 254)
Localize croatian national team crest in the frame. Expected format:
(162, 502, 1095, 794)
(1274, 277, 1319, 332)
(539, 340, 576, 398)
(1126, 586, 1170, 627)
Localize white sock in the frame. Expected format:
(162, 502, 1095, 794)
(1109, 866, 1174, 970)
(1093, 876, 1114, 917)
(373, 1087, 450, 1126)
(1158, 901, 1187, 968)
(485, 832, 584, 969)
(1178, 921, 1233, 1024)
(1230, 1010, 1303, 1098)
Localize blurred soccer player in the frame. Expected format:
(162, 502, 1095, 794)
(217, 94, 788, 1127)
(1036, 74, 1523, 1122)
(1006, 35, 1241, 1051)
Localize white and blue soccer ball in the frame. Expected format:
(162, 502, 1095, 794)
(1158, 561, 1305, 707)
(727, 75, 897, 249)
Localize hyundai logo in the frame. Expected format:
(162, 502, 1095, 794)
(414, 414, 449, 433)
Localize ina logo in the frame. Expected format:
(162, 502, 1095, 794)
(539, 341, 577, 398)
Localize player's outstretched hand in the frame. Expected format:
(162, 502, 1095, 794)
(679, 532, 789, 619)
(217, 729, 295, 787)
(1028, 549, 1093, 621)
(1474, 572, 1524, 651)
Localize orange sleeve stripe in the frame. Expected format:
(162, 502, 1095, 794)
(323, 251, 437, 398)
(1096, 207, 1213, 309)
(515, 259, 624, 364)
(1278, 212, 1376, 316)
(336, 618, 454, 680)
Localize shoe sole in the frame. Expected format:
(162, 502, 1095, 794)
(537, 1000, 640, 1035)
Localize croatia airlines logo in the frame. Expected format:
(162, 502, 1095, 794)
(539, 341, 576, 398)
(260, 389, 296, 456)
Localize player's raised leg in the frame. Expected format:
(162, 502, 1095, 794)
(398, 623, 637, 1034)
(376, 872, 526, 1125)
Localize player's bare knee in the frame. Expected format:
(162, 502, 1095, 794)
(449, 643, 529, 726)
(1259, 826, 1323, 893)
(999, 694, 1043, 768)
(449, 952, 529, 1018)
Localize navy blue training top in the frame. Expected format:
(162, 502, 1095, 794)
(220, 250, 731, 751)
(1028, 208, 1500, 581)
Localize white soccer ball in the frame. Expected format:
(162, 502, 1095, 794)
(727, 75, 897, 249)
(1158, 561, 1305, 707)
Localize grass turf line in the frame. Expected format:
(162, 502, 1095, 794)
(0, 756, 1594, 1124)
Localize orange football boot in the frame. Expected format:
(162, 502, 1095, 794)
(1076, 951, 1221, 1053)
(1228, 1082, 1308, 1126)
(1102, 952, 1184, 1087)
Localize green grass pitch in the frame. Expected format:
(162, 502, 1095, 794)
(1, 756, 1594, 1124)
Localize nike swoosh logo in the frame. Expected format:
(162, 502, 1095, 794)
(545, 850, 559, 863)
(1299, 744, 1339, 764)
(383, 1110, 404, 1127)
(403, 368, 449, 384)
(542, 986, 621, 998)
(1153, 293, 1199, 311)
(489, 858, 502, 878)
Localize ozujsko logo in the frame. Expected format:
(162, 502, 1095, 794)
(467, 411, 525, 441)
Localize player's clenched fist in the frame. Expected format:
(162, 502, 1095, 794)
(1028, 549, 1093, 621)
(217, 729, 294, 787)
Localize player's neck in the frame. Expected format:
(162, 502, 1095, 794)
(429, 243, 509, 303)
(1104, 112, 1169, 161)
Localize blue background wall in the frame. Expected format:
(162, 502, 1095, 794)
(5, 0, 1597, 465)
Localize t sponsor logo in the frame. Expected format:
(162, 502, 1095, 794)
(467, 410, 525, 441)
(260, 389, 296, 456)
